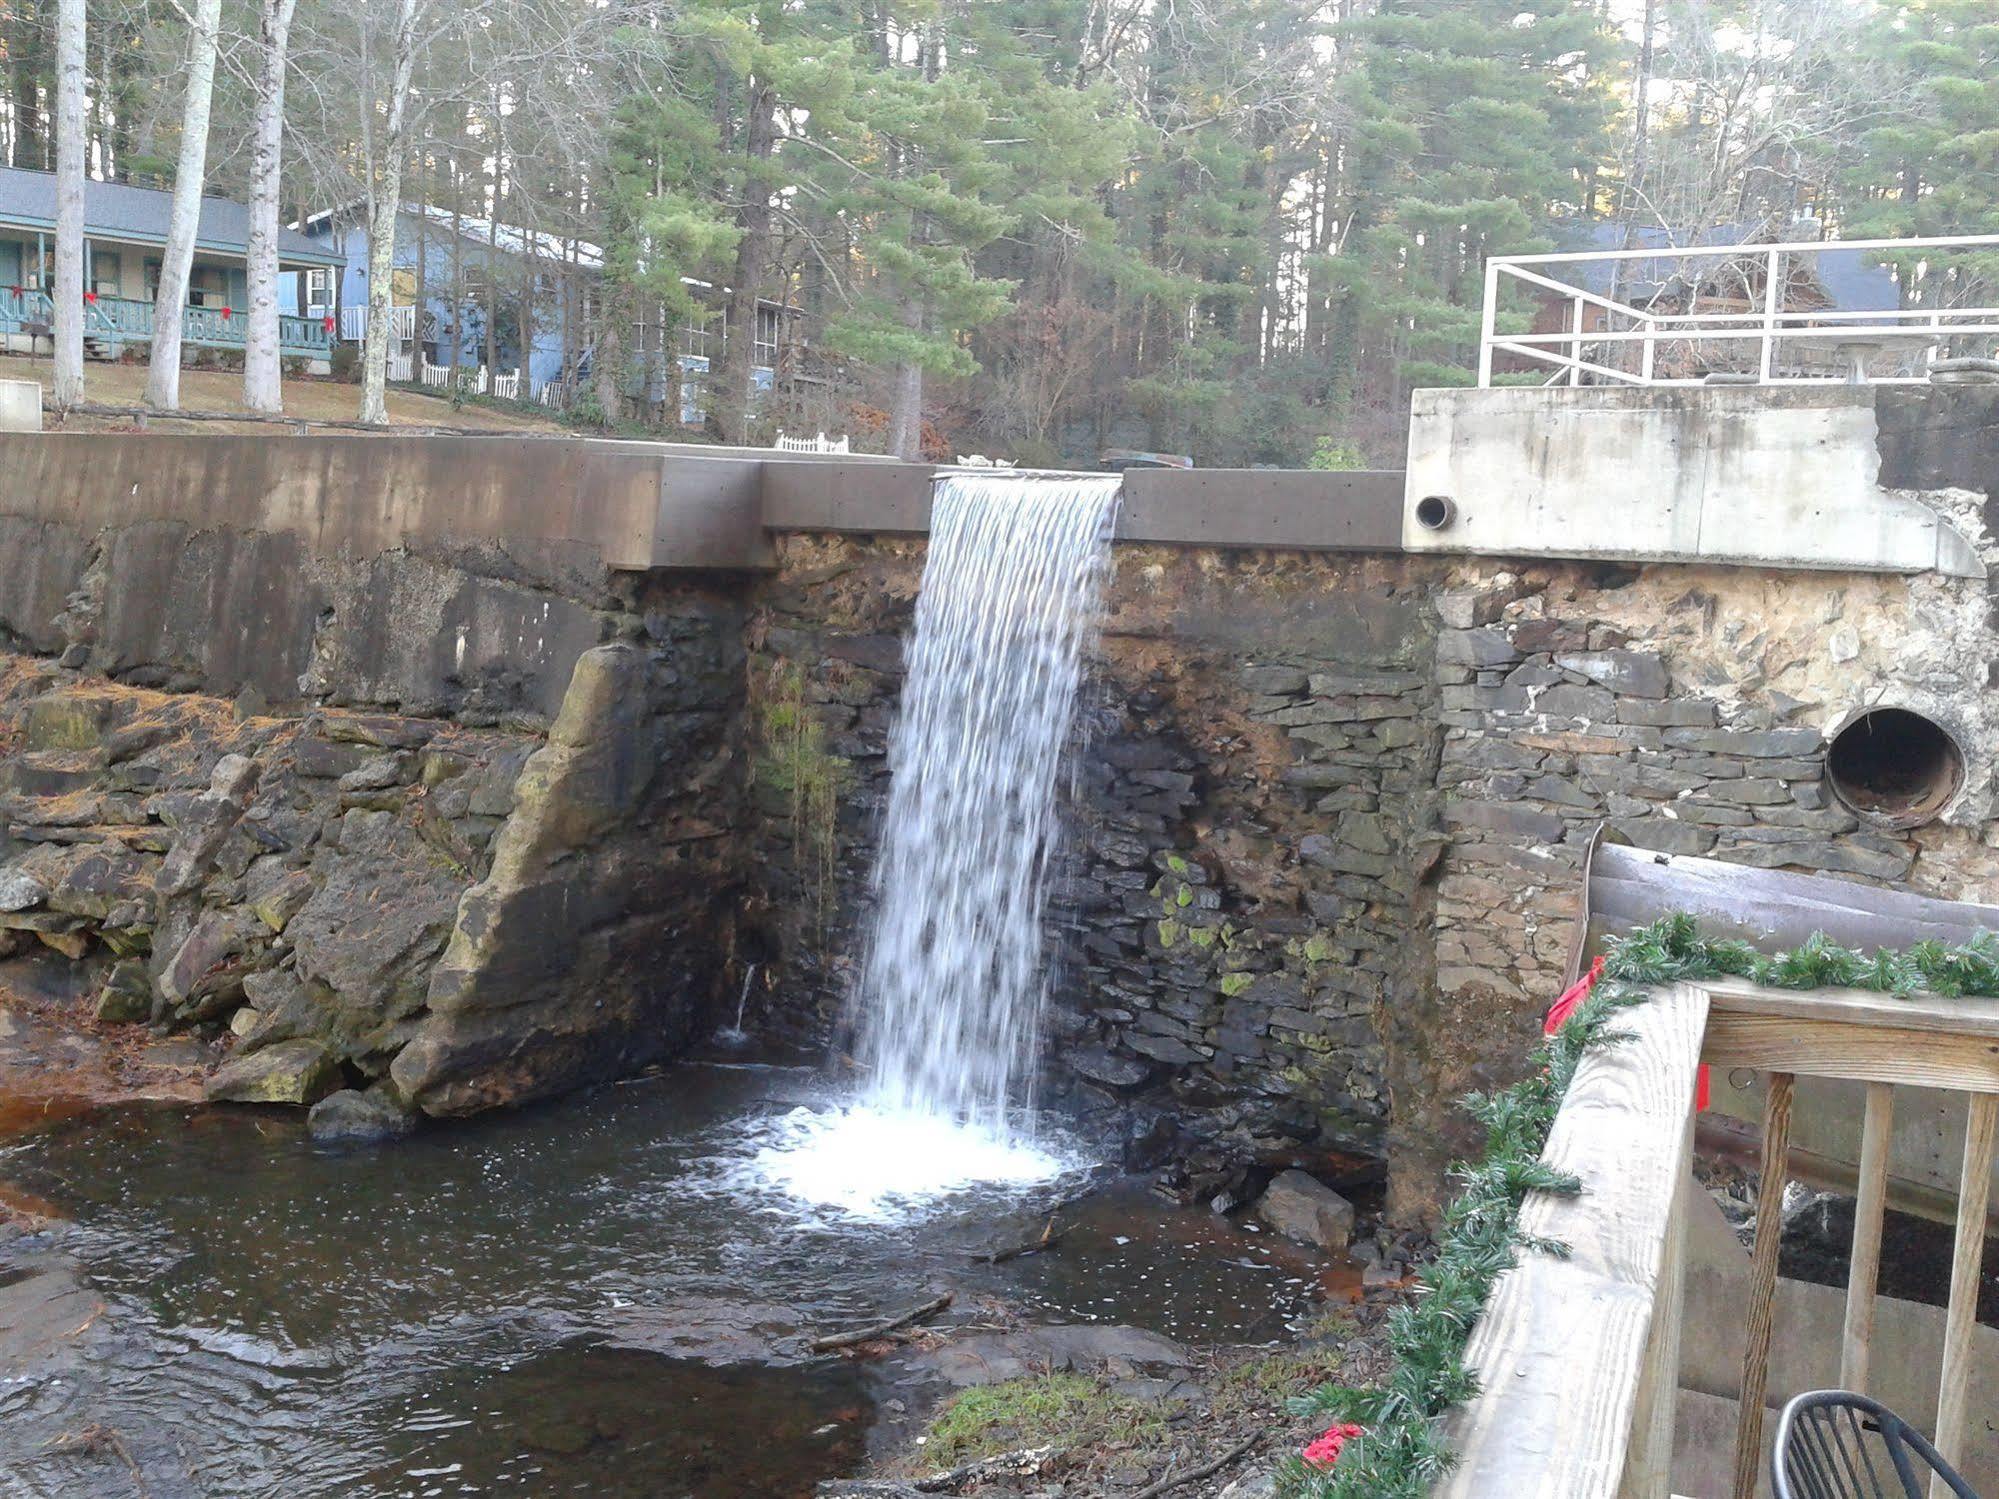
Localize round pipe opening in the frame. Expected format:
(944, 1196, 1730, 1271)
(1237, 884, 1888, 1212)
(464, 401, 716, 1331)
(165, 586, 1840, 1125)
(1414, 494, 1456, 532)
(1825, 707, 1964, 829)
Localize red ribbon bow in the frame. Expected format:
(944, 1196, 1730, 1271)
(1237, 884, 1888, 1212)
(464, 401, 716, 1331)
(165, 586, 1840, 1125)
(220, 306, 233, 320)
(1546, 954, 1708, 1111)
(83, 291, 96, 303)
(322, 315, 335, 333)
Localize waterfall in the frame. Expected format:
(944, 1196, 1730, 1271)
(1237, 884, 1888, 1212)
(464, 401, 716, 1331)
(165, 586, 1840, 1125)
(852, 471, 1122, 1135)
(746, 471, 1120, 1217)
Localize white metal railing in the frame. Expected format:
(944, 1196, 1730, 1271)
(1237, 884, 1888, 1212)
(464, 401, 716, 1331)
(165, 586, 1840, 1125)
(340, 304, 417, 344)
(773, 430, 850, 454)
(1478, 233, 1999, 389)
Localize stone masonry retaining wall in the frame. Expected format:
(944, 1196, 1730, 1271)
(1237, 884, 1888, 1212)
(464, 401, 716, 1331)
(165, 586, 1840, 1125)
(0, 393, 1993, 1218)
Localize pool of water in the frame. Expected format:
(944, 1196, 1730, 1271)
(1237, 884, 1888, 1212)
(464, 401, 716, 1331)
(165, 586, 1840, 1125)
(0, 1062, 1341, 1497)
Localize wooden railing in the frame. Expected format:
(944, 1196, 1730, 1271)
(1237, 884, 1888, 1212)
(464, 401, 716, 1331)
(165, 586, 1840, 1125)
(0, 288, 332, 358)
(1442, 978, 1998, 1499)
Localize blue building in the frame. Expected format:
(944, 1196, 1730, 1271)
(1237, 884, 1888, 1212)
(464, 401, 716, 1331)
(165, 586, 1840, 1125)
(0, 164, 342, 363)
(297, 201, 801, 415)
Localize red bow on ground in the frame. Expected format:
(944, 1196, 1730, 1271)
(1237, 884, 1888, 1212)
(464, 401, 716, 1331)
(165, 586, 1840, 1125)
(1545, 953, 1708, 1111)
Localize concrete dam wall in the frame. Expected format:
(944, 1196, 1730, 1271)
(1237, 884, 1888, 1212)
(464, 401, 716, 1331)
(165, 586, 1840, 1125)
(0, 386, 1993, 1221)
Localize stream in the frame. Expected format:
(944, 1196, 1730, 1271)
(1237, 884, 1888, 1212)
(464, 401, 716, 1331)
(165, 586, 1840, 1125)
(0, 1061, 1341, 1498)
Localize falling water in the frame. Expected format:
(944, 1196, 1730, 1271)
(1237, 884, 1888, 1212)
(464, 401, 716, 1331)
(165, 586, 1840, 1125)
(715, 963, 759, 1046)
(855, 471, 1122, 1131)
(748, 471, 1121, 1215)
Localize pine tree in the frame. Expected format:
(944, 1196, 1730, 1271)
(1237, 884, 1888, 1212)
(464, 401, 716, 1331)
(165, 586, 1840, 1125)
(1845, 0, 1999, 311)
(1326, 0, 1620, 402)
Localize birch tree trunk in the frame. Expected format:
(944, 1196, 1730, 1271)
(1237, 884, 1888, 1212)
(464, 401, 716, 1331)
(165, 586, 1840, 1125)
(358, 0, 419, 427)
(145, 0, 223, 411)
(243, 0, 298, 414)
(51, 0, 86, 410)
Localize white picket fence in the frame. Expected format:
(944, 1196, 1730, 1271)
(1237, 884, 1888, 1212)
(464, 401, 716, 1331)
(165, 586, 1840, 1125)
(774, 430, 851, 454)
(492, 369, 520, 401)
(420, 361, 492, 396)
(387, 351, 413, 382)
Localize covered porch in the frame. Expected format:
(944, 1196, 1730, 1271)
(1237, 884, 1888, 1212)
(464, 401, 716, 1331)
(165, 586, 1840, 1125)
(0, 241, 333, 361)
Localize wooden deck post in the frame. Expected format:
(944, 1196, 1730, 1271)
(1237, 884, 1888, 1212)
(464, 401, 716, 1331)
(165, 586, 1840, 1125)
(1933, 1092, 1998, 1497)
(1731, 1071, 1794, 1499)
(1839, 1081, 1894, 1395)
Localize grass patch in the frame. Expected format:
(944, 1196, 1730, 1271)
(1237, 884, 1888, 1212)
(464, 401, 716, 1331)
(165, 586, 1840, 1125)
(918, 1374, 1168, 1470)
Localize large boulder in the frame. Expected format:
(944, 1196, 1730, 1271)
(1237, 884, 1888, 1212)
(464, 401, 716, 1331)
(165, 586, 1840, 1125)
(393, 643, 731, 1115)
(1254, 1168, 1355, 1251)
(307, 1085, 416, 1144)
(205, 1038, 342, 1106)
(283, 807, 468, 1066)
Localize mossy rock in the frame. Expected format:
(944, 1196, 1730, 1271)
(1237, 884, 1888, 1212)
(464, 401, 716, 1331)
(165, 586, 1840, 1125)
(206, 1038, 342, 1107)
(94, 960, 153, 1024)
(22, 695, 111, 752)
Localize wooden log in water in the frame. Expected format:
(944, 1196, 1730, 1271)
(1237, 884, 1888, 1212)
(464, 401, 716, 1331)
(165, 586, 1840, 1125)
(810, 1292, 953, 1352)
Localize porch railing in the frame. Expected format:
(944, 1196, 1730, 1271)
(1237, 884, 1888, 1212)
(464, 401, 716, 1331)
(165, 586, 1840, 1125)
(1477, 233, 1999, 388)
(340, 303, 416, 343)
(0, 287, 332, 359)
(1441, 977, 1998, 1498)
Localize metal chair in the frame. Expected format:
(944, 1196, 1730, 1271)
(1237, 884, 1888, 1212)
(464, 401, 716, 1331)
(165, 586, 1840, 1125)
(1773, 1390, 1980, 1499)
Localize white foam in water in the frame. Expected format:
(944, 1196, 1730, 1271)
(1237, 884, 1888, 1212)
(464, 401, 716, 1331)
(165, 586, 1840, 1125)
(748, 471, 1121, 1214)
(748, 1104, 1074, 1221)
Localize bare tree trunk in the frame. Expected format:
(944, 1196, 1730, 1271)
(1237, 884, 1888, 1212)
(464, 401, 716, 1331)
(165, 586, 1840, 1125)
(886, 322, 923, 459)
(710, 79, 776, 445)
(52, 0, 85, 409)
(592, 317, 621, 428)
(519, 217, 535, 400)
(449, 147, 463, 373)
(414, 153, 428, 370)
(358, 0, 418, 426)
(484, 114, 501, 383)
(243, 0, 297, 414)
(145, 0, 222, 411)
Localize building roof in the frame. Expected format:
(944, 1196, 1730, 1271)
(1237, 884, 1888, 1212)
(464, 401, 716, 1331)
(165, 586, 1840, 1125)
(0, 165, 343, 266)
(1552, 219, 1901, 311)
(300, 201, 606, 269)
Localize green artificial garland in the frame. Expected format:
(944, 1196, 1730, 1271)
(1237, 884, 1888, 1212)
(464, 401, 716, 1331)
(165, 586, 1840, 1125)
(1280, 913, 1999, 1499)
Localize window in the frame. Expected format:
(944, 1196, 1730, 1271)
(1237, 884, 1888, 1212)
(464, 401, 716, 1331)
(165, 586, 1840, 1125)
(304, 268, 333, 317)
(680, 313, 717, 361)
(754, 304, 780, 368)
(91, 251, 121, 299)
(188, 264, 228, 308)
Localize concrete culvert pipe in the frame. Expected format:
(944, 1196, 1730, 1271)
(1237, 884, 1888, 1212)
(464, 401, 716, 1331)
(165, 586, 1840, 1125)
(1826, 707, 1965, 829)
(1414, 494, 1456, 531)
